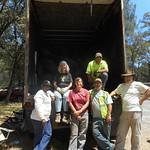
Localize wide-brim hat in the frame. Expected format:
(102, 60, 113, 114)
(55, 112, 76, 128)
(121, 70, 135, 77)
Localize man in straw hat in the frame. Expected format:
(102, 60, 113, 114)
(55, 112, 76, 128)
(110, 69, 150, 150)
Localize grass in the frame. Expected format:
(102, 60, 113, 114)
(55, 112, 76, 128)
(0, 101, 22, 125)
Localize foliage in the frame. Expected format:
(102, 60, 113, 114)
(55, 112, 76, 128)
(0, 0, 25, 88)
(124, 0, 150, 81)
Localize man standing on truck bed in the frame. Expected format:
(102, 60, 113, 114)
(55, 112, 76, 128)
(90, 78, 114, 150)
(86, 52, 108, 89)
(110, 69, 150, 150)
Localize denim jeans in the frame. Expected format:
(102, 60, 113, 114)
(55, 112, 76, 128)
(68, 112, 89, 150)
(92, 118, 112, 150)
(54, 90, 70, 112)
(98, 72, 108, 89)
(32, 119, 52, 150)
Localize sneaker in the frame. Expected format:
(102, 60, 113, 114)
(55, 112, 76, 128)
(62, 114, 69, 124)
(55, 113, 61, 123)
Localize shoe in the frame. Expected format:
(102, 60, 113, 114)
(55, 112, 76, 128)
(62, 114, 69, 124)
(55, 113, 61, 123)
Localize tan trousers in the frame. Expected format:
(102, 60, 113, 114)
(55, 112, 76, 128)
(115, 111, 142, 150)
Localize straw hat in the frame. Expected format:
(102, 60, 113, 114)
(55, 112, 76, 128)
(121, 70, 135, 77)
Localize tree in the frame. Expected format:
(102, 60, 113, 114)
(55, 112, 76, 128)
(124, 0, 136, 44)
(0, 0, 25, 102)
(124, 0, 150, 81)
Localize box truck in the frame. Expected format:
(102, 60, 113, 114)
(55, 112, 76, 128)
(24, 0, 126, 140)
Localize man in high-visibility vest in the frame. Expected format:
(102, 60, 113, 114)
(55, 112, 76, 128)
(86, 52, 108, 89)
(90, 78, 114, 150)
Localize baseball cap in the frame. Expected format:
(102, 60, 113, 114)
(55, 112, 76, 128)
(42, 80, 51, 87)
(94, 78, 102, 83)
(95, 52, 102, 58)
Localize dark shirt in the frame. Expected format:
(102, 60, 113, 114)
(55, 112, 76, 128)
(54, 73, 73, 88)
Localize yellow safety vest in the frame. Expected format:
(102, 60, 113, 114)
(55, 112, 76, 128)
(91, 90, 108, 119)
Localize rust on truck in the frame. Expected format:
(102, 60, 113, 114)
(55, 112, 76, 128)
(24, 0, 126, 136)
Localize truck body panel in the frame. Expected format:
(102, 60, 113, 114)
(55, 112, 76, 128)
(25, 0, 126, 137)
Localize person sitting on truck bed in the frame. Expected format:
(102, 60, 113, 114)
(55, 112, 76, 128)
(53, 60, 73, 124)
(90, 78, 114, 150)
(30, 80, 54, 150)
(86, 52, 108, 89)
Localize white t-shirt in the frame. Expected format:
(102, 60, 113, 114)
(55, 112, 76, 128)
(31, 90, 54, 121)
(115, 81, 149, 112)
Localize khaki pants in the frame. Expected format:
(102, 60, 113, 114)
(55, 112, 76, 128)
(68, 112, 89, 150)
(115, 111, 142, 150)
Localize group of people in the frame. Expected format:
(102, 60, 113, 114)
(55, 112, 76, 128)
(30, 52, 150, 150)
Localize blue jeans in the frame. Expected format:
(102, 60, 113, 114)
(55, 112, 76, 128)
(98, 72, 108, 89)
(92, 118, 112, 150)
(32, 119, 52, 150)
(54, 90, 70, 112)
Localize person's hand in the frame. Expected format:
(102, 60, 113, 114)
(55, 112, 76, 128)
(74, 110, 81, 118)
(77, 115, 82, 120)
(106, 115, 112, 123)
(61, 87, 68, 94)
(56, 87, 62, 93)
(139, 99, 144, 105)
(42, 119, 46, 127)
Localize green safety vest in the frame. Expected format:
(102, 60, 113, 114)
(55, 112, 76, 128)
(90, 90, 108, 119)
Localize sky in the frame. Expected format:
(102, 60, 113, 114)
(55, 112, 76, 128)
(130, 0, 150, 22)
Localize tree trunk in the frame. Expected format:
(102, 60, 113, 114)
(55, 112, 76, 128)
(5, 57, 17, 103)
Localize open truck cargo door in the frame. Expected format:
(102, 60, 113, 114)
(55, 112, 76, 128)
(24, 0, 126, 136)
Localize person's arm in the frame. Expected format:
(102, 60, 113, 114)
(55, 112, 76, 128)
(105, 94, 113, 123)
(106, 104, 112, 123)
(110, 90, 117, 97)
(139, 88, 150, 105)
(99, 68, 108, 73)
(77, 91, 90, 114)
(86, 61, 94, 84)
(64, 82, 72, 91)
(68, 91, 77, 113)
(34, 93, 46, 121)
(97, 60, 108, 73)
(68, 100, 77, 114)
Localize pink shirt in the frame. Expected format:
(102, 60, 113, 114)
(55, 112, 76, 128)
(68, 88, 89, 111)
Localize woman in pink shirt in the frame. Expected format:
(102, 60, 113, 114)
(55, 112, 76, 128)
(68, 77, 90, 150)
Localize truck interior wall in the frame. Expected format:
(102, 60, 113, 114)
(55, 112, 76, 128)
(28, 0, 125, 93)
(101, 8, 125, 91)
(28, 3, 40, 94)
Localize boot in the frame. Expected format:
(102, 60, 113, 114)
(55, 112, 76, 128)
(55, 113, 61, 123)
(62, 113, 69, 124)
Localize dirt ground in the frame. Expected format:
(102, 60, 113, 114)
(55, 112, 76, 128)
(1, 100, 150, 150)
